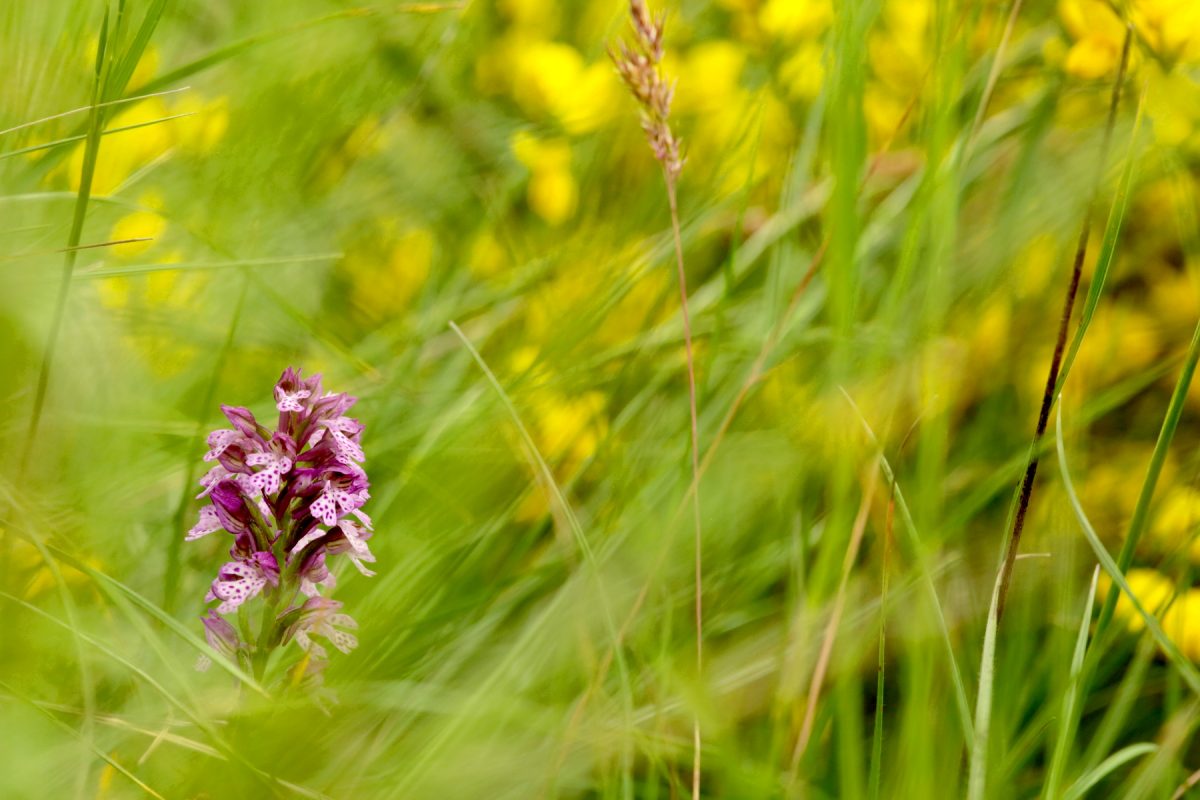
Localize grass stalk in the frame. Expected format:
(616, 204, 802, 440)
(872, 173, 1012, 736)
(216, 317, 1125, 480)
(969, 29, 1131, 799)
(664, 175, 705, 800)
(993, 25, 1133, 622)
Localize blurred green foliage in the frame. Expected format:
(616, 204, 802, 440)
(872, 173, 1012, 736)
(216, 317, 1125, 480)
(4, 0, 1200, 797)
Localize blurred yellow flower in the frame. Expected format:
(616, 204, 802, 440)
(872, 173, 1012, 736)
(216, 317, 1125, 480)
(497, 0, 558, 34)
(12, 534, 104, 601)
(534, 390, 608, 469)
(1150, 486, 1200, 561)
(489, 37, 616, 133)
(1108, 567, 1175, 633)
(144, 255, 189, 308)
(528, 169, 578, 225)
(1144, 61, 1200, 146)
(864, 85, 910, 144)
(506, 350, 609, 521)
(513, 132, 577, 225)
(674, 41, 747, 115)
(963, 301, 1011, 389)
(1058, 0, 1125, 79)
(342, 224, 434, 321)
(1130, 0, 1200, 64)
(600, 268, 669, 348)
(1056, 0, 1200, 80)
(870, 11, 930, 97)
(66, 98, 174, 195)
(468, 229, 508, 280)
(758, 0, 831, 43)
(1169, 592, 1200, 660)
(1012, 234, 1060, 300)
(1107, 568, 1200, 660)
(554, 62, 619, 135)
(109, 191, 167, 259)
(510, 41, 584, 118)
(881, 0, 931, 38)
(779, 42, 826, 102)
(173, 94, 230, 156)
(525, 264, 595, 341)
(1064, 34, 1123, 79)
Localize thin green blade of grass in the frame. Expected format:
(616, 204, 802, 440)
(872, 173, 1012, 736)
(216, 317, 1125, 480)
(1061, 743, 1158, 800)
(1043, 566, 1100, 799)
(103, 0, 168, 103)
(0, 86, 189, 138)
(1054, 401, 1200, 695)
(966, 538, 1004, 800)
(0, 112, 195, 161)
(74, 252, 340, 279)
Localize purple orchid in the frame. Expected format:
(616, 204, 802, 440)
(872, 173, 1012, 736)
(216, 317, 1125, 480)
(186, 367, 375, 682)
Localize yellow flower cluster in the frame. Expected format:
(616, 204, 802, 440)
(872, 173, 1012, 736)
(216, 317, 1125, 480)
(337, 221, 434, 322)
(1109, 569, 1200, 660)
(1055, 0, 1200, 146)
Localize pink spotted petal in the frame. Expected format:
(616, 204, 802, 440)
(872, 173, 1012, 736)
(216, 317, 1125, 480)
(327, 428, 365, 463)
(328, 613, 357, 629)
(300, 570, 336, 597)
(204, 429, 239, 462)
(290, 528, 327, 556)
(186, 506, 222, 541)
(328, 628, 358, 654)
(348, 555, 376, 577)
(250, 468, 281, 495)
(295, 630, 329, 661)
(275, 389, 311, 413)
(310, 491, 338, 526)
(335, 520, 370, 555)
(212, 562, 267, 613)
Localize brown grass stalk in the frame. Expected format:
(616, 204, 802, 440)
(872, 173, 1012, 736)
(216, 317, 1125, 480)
(993, 25, 1132, 622)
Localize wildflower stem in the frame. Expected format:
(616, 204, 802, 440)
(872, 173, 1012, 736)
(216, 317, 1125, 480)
(666, 176, 703, 800)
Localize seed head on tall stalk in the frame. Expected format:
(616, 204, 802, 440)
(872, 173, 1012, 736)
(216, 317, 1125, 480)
(610, 3, 702, 796)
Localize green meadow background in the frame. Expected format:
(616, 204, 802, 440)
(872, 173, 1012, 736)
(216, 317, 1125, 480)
(4, 0, 1200, 797)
